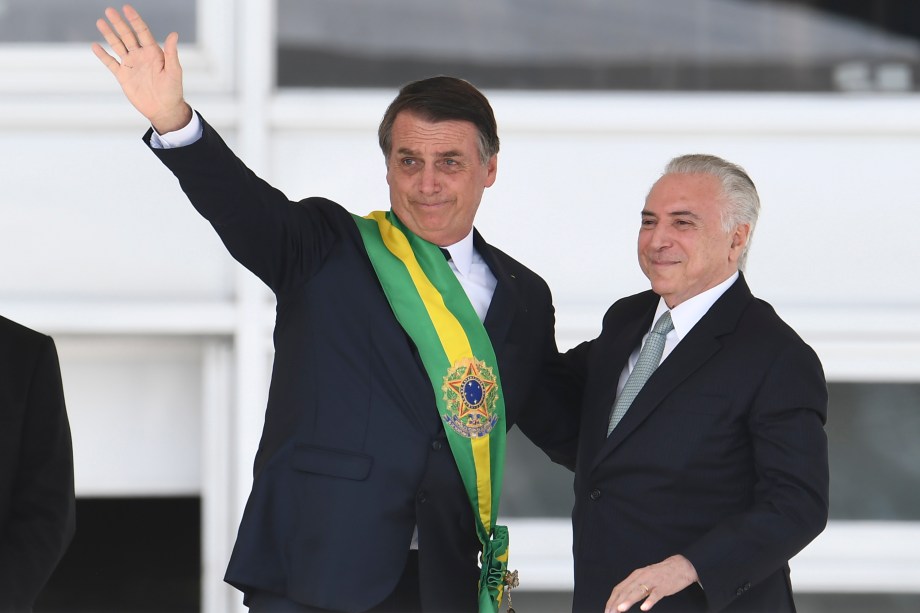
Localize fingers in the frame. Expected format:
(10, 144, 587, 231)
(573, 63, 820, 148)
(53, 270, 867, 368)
(104, 6, 141, 53)
(98, 5, 156, 58)
(90, 42, 120, 73)
(605, 556, 697, 612)
(163, 31, 181, 73)
(124, 4, 158, 48)
(639, 587, 662, 612)
(96, 16, 129, 59)
(605, 582, 651, 613)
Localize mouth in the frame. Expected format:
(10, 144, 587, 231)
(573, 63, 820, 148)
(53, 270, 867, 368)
(410, 197, 452, 208)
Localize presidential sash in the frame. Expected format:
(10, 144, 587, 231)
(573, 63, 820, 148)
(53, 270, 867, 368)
(353, 210, 510, 612)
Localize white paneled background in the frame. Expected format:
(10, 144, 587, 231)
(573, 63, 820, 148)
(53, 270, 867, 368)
(1, 1, 918, 611)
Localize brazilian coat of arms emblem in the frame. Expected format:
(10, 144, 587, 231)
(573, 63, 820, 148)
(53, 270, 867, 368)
(441, 357, 500, 438)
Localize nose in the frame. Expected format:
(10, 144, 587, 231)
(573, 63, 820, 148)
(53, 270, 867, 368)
(417, 164, 441, 195)
(644, 223, 672, 251)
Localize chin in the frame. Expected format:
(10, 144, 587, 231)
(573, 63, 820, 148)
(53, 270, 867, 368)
(648, 280, 673, 297)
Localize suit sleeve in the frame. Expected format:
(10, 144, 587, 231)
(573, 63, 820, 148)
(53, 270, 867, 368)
(516, 338, 591, 472)
(0, 337, 75, 609)
(145, 113, 338, 295)
(681, 340, 829, 611)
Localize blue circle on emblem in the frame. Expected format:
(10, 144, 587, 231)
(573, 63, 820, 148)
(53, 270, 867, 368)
(463, 378, 484, 406)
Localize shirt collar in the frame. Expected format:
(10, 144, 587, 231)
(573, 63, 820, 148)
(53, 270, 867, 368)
(653, 271, 739, 341)
(440, 229, 476, 277)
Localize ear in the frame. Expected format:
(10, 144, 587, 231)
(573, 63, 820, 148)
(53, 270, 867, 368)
(729, 223, 751, 261)
(484, 155, 498, 188)
(384, 157, 394, 186)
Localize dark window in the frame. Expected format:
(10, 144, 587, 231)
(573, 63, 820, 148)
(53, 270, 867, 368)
(503, 427, 574, 517)
(826, 382, 920, 520)
(36, 497, 201, 612)
(793, 594, 920, 612)
(277, 0, 919, 92)
(0, 0, 196, 44)
(503, 382, 920, 520)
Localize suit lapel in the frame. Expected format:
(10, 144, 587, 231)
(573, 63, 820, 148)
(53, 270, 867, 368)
(581, 302, 654, 463)
(592, 275, 754, 469)
(474, 231, 518, 350)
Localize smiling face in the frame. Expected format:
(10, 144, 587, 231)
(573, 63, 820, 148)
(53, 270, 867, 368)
(385, 111, 497, 246)
(639, 172, 750, 308)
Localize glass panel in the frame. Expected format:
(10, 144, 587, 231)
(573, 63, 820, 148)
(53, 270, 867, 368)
(827, 382, 920, 520)
(503, 382, 920, 520)
(0, 0, 196, 44)
(795, 594, 920, 613)
(36, 497, 201, 611)
(276, 0, 919, 91)
(503, 427, 574, 518)
(494, 593, 920, 613)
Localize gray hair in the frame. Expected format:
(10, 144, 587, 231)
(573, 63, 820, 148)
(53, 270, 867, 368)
(662, 153, 760, 271)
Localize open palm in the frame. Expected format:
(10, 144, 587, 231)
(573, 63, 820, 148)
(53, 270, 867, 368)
(92, 4, 190, 133)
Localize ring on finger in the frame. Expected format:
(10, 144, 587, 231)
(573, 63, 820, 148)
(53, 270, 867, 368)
(640, 584, 650, 596)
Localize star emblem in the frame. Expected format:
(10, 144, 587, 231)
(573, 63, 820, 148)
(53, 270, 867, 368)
(445, 359, 496, 420)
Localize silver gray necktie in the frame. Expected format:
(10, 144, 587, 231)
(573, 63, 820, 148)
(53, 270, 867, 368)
(607, 311, 674, 435)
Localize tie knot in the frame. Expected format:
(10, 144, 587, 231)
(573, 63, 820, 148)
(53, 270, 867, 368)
(439, 247, 452, 261)
(652, 311, 673, 336)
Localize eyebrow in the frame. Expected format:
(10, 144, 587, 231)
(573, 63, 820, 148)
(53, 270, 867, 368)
(396, 146, 465, 158)
(642, 209, 701, 220)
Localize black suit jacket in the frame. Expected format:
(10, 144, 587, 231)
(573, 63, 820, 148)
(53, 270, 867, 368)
(0, 316, 75, 612)
(565, 275, 828, 613)
(147, 116, 560, 612)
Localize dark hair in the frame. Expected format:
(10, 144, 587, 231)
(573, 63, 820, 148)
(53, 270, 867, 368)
(378, 76, 499, 165)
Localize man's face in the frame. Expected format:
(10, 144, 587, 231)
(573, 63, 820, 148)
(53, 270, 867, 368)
(638, 173, 749, 308)
(385, 111, 497, 246)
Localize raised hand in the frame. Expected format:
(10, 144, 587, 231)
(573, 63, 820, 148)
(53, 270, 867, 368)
(92, 4, 192, 134)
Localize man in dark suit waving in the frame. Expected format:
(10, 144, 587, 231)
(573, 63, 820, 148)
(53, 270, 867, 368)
(565, 154, 829, 612)
(93, 5, 563, 613)
(0, 316, 75, 612)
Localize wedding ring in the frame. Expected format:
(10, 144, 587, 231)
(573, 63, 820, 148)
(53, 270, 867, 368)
(640, 584, 650, 595)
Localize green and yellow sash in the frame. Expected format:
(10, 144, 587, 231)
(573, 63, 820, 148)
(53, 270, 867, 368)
(353, 210, 510, 612)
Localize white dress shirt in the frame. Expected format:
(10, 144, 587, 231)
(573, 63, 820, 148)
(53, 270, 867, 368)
(615, 272, 740, 399)
(439, 232, 498, 323)
(148, 112, 203, 148)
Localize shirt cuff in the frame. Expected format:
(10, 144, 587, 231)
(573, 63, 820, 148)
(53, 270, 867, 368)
(149, 111, 203, 149)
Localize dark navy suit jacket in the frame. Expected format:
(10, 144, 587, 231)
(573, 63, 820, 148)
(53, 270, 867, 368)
(0, 316, 75, 612)
(564, 275, 829, 613)
(147, 116, 561, 612)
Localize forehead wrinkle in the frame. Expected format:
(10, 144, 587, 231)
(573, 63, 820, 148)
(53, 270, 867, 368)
(396, 120, 474, 153)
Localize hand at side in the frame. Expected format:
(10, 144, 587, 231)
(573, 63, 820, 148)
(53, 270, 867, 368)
(605, 555, 699, 612)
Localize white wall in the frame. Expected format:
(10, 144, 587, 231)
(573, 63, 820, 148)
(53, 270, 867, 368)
(270, 91, 920, 371)
(1, 1, 918, 611)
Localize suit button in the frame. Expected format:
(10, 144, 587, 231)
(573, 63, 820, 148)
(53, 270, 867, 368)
(432, 440, 443, 451)
(589, 489, 601, 501)
(417, 491, 428, 504)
